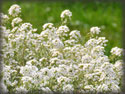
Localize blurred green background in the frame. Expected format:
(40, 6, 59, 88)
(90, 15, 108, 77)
(2, 1, 122, 56)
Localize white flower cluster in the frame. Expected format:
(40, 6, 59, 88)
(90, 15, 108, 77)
(90, 27, 101, 35)
(61, 9, 72, 18)
(60, 10, 72, 24)
(111, 47, 123, 56)
(8, 4, 21, 17)
(11, 17, 22, 27)
(0, 4, 123, 94)
(0, 13, 9, 24)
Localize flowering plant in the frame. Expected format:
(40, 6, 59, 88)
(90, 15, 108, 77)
(0, 4, 123, 94)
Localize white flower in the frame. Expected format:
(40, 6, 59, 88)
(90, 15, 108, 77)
(41, 87, 53, 94)
(20, 65, 38, 76)
(50, 49, 63, 59)
(63, 84, 74, 92)
(84, 85, 94, 90)
(0, 13, 9, 24)
(21, 76, 32, 83)
(97, 84, 109, 92)
(111, 47, 122, 56)
(0, 81, 8, 93)
(50, 57, 60, 65)
(60, 10, 72, 24)
(57, 76, 71, 84)
(90, 27, 101, 34)
(11, 27, 18, 33)
(61, 10, 72, 19)
(11, 17, 22, 27)
(52, 38, 64, 49)
(43, 23, 54, 30)
(1, 4, 123, 93)
(114, 60, 123, 70)
(19, 23, 32, 32)
(39, 57, 47, 62)
(81, 55, 91, 63)
(58, 25, 69, 32)
(114, 60, 123, 76)
(26, 59, 38, 65)
(69, 30, 81, 40)
(110, 84, 120, 92)
(56, 25, 70, 40)
(85, 38, 97, 47)
(97, 37, 108, 46)
(15, 86, 28, 94)
(64, 39, 77, 46)
(8, 4, 21, 17)
(91, 46, 105, 56)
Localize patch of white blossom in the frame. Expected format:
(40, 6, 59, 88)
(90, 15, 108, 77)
(111, 47, 123, 56)
(61, 9, 72, 19)
(0, 4, 123, 94)
(60, 9, 72, 24)
(8, 4, 21, 17)
(90, 26, 101, 34)
(11, 17, 22, 27)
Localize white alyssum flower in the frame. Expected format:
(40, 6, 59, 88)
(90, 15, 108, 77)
(19, 23, 32, 32)
(111, 47, 122, 56)
(60, 9, 72, 19)
(52, 38, 64, 49)
(0, 81, 8, 93)
(69, 30, 81, 40)
(1, 4, 123, 94)
(63, 84, 74, 92)
(8, 4, 21, 17)
(21, 76, 32, 83)
(0, 13, 9, 24)
(90, 26, 101, 34)
(60, 10, 72, 24)
(43, 23, 54, 30)
(41, 87, 53, 94)
(11, 17, 22, 27)
(15, 86, 28, 94)
(57, 76, 71, 84)
(56, 25, 70, 40)
(114, 60, 123, 71)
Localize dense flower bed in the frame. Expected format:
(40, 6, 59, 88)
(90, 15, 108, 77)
(0, 4, 123, 94)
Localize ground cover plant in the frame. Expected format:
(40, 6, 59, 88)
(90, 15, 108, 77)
(0, 2, 123, 94)
(2, 1, 122, 56)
